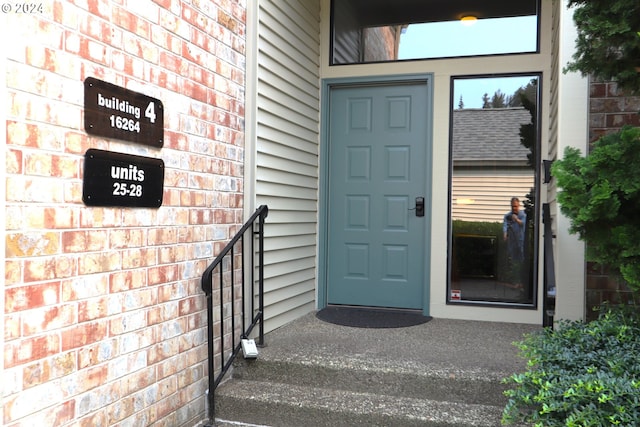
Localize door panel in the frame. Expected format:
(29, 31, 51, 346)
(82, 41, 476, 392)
(327, 82, 430, 309)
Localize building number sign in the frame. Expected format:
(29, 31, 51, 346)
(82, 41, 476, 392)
(84, 77, 164, 147)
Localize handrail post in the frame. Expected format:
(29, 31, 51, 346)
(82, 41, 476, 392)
(257, 208, 266, 346)
(205, 292, 215, 424)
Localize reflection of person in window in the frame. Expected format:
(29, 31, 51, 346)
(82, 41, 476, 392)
(503, 197, 526, 287)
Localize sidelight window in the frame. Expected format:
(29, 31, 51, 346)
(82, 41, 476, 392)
(448, 74, 541, 306)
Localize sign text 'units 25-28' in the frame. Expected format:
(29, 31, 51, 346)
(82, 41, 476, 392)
(82, 149, 165, 208)
(84, 77, 164, 147)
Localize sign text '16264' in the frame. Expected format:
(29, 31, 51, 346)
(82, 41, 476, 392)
(84, 77, 164, 148)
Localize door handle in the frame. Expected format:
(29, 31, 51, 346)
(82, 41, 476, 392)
(410, 197, 424, 217)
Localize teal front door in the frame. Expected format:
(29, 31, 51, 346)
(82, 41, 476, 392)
(326, 81, 431, 310)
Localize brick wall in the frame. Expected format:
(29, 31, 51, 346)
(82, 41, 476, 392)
(363, 26, 401, 62)
(586, 81, 640, 320)
(3, 1, 246, 426)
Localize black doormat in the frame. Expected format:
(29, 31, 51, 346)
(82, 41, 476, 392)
(316, 306, 432, 329)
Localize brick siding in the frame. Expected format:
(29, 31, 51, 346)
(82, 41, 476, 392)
(4, 1, 246, 426)
(586, 80, 640, 320)
(363, 26, 401, 62)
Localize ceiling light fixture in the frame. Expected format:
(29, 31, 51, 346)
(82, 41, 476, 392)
(460, 15, 478, 26)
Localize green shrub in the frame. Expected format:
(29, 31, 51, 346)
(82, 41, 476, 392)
(552, 126, 640, 291)
(502, 306, 640, 426)
(451, 219, 502, 237)
(452, 220, 504, 279)
(565, 0, 640, 95)
(451, 219, 534, 283)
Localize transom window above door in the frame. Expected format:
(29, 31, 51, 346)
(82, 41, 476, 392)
(331, 0, 539, 65)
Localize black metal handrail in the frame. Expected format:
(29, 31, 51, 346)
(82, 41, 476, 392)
(200, 204, 268, 425)
(542, 203, 556, 328)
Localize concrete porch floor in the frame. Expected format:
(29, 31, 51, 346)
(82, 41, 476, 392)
(255, 311, 542, 383)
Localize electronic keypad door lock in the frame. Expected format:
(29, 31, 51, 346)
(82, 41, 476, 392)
(415, 197, 424, 217)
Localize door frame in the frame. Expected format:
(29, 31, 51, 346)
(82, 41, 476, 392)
(318, 74, 435, 316)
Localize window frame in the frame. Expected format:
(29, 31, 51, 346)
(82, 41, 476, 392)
(446, 72, 543, 309)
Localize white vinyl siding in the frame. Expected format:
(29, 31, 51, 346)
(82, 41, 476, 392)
(452, 171, 535, 223)
(548, 0, 561, 212)
(256, 0, 321, 332)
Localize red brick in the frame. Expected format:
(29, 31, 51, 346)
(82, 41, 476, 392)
(147, 337, 180, 364)
(121, 248, 157, 269)
(6, 232, 60, 257)
(155, 391, 181, 419)
(177, 364, 203, 388)
(4, 399, 76, 427)
(148, 265, 178, 285)
(218, 8, 238, 32)
(79, 207, 121, 228)
(5, 314, 21, 340)
(61, 321, 108, 351)
(24, 257, 76, 282)
(22, 351, 76, 388)
(153, 0, 175, 9)
(4, 282, 60, 313)
(181, 4, 207, 31)
(178, 295, 203, 317)
(113, 5, 151, 38)
(120, 327, 157, 354)
(158, 245, 188, 264)
(76, 410, 108, 427)
(61, 275, 109, 302)
(109, 311, 147, 335)
(64, 131, 89, 154)
(7, 121, 41, 147)
(78, 251, 121, 275)
(5, 334, 60, 368)
(77, 338, 119, 369)
(23, 304, 77, 335)
(122, 366, 156, 395)
(109, 228, 145, 249)
(76, 364, 110, 393)
(80, 14, 115, 45)
(107, 393, 136, 423)
(121, 288, 157, 311)
(78, 296, 111, 322)
(6, 148, 22, 174)
(110, 269, 147, 292)
(44, 206, 80, 229)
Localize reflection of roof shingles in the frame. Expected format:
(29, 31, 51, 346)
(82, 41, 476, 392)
(452, 108, 532, 161)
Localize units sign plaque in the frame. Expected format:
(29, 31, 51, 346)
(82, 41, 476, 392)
(84, 77, 164, 147)
(82, 149, 165, 208)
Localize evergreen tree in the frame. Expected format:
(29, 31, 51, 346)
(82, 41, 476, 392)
(509, 79, 538, 107)
(458, 95, 464, 109)
(481, 93, 491, 108)
(566, 0, 640, 94)
(491, 90, 507, 108)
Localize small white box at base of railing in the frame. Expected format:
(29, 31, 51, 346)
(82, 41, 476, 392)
(241, 338, 259, 359)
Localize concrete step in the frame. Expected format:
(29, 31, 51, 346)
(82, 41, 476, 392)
(215, 379, 505, 427)
(209, 313, 538, 427)
(228, 356, 509, 407)
(213, 354, 511, 426)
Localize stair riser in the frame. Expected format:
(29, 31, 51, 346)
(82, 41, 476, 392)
(231, 360, 509, 407)
(216, 399, 494, 427)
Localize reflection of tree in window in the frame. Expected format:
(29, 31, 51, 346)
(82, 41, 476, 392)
(517, 79, 538, 301)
